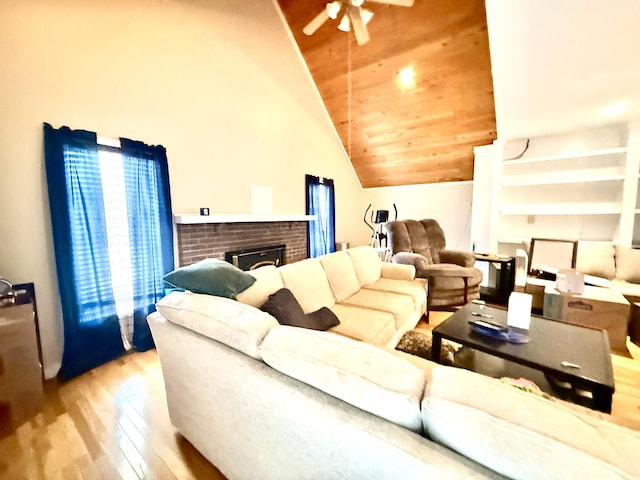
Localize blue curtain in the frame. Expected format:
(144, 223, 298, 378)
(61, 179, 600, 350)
(120, 138, 174, 351)
(44, 124, 175, 379)
(305, 175, 336, 258)
(44, 124, 125, 380)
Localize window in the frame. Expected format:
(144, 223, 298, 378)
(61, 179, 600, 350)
(305, 175, 335, 258)
(44, 124, 174, 379)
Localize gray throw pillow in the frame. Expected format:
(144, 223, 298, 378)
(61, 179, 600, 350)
(260, 288, 340, 331)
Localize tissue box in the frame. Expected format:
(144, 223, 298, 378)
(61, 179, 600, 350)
(556, 269, 584, 294)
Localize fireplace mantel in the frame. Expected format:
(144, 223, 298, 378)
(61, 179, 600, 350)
(174, 214, 315, 224)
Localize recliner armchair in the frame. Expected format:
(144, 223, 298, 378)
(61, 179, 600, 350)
(386, 219, 483, 321)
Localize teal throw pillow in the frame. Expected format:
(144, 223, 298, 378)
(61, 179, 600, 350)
(163, 259, 256, 299)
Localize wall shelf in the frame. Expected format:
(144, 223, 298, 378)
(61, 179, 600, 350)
(174, 214, 315, 224)
(503, 146, 627, 166)
(501, 173, 625, 187)
(500, 203, 622, 216)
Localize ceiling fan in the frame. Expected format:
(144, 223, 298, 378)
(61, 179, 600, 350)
(303, 0, 414, 46)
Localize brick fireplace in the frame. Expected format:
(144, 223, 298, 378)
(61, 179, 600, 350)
(176, 219, 309, 267)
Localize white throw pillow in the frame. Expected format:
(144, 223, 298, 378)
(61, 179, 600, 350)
(576, 241, 616, 279)
(157, 291, 277, 359)
(615, 246, 640, 283)
(422, 366, 640, 480)
(259, 325, 425, 431)
(236, 265, 284, 308)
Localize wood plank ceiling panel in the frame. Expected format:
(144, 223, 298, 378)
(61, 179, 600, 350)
(277, 0, 496, 187)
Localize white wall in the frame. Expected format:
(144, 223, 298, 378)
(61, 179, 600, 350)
(361, 183, 474, 251)
(0, 0, 366, 378)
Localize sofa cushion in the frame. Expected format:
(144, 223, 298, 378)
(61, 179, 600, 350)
(422, 366, 640, 480)
(319, 251, 361, 302)
(236, 265, 284, 308)
(346, 246, 383, 286)
(259, 325, 425, 432)
(260, 288, 340, 331)
(340, 289, 415, 330)
(611, 279, 640, 301)
(279, 258, 336, 312)
(163, 259, 256, 299)
(328, 304, 396, 346)
(363, 278, 427, 311)
(156, 291, 277, 359)
(615, 246, 640, 283)
(576, 242, 616, 279)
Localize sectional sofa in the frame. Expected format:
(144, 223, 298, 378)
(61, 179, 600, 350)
(235, 245, 428, 347)
(149, 246, 640, 479)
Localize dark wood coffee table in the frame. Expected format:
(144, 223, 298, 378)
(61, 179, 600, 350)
(431, 303, 615, 412)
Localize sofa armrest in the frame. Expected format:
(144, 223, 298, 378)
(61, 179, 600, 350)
(439, 249, 475, 267)
(381, 261, 416, 281)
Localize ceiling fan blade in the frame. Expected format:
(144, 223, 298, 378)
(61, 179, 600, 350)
(349, 7, 370, 45)
(303, 9, 330, 36)
(366, 0, 414, 6)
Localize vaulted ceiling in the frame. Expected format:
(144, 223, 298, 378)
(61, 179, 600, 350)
(277, 0, 496, 187)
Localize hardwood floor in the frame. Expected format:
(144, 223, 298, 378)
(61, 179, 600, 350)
(1, 320, 639, 479)
(0, 350, 225, 480)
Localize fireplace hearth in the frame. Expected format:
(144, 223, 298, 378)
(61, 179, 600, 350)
(225, 244, 286, 271)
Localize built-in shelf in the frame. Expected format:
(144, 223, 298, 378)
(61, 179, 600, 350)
(503, 147, 628, 166)
(174, 214, 316, 224)
(501, 173, 625, 187)
(472, 125, 640, 251)
(498, 236, 614, 245)
(500, 203, 621, 216)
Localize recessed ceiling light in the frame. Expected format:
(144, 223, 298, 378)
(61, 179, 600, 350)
(602, 102, 627, 117)
(398, 66, 415, 89)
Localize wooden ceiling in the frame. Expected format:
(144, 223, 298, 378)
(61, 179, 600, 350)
(277, 0, 496, 187)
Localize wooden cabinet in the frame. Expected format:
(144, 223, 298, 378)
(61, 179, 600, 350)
(0, 302, 43, 432)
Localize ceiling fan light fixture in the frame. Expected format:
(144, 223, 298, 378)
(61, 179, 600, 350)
(337, 8, 373, 32)
(351, 0, 365, 7)
(337, 14, 351, 32)
(326, 1, 342, 19)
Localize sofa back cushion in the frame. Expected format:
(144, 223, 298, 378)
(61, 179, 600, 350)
(278, 258, 336, 312)
(615, 246, 640, 283)
(259, 325, 425, 432)
(236, 265, 284, 308)
(319, 251, 361, 302)
(346, 246, 382, 286)
(156, 291, 277, 359)
(576, 241, 616, 279)
(422, 366, 640, 480)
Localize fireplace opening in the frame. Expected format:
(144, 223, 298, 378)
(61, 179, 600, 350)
(225, 244, 286, 271)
